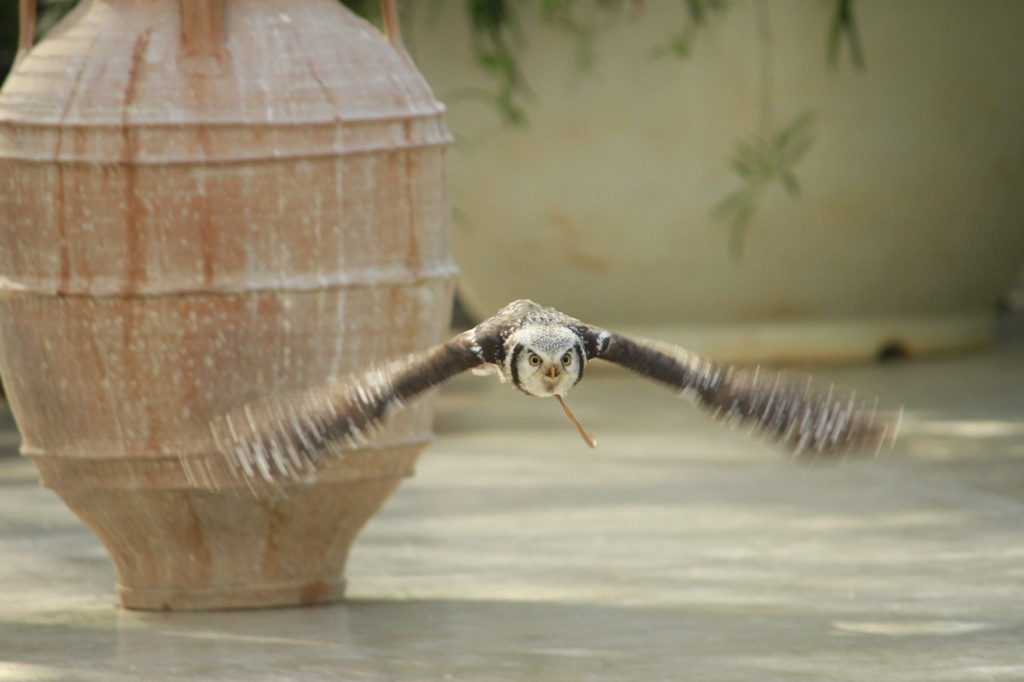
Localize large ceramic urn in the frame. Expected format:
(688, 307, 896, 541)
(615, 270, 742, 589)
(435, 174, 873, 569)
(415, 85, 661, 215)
(0, 0, 455, 609)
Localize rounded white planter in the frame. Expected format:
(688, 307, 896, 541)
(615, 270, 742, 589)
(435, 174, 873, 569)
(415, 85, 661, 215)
(409, 0, 1024, 363)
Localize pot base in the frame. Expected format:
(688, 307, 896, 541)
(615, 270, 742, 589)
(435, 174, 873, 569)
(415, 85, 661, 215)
(29, 446, 422, 611)
(117, 578, 347, 612)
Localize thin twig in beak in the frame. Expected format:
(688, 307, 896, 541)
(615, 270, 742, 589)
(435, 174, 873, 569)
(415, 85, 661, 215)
(555, 395, 597, 448)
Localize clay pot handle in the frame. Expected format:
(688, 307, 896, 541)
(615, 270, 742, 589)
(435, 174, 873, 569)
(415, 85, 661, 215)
(180, 0, 225, 59)
(379, 0, 406, 53)
(178, 1, 403, 58)
(15, 0, 37, 64)
(17, 1, 404, 64)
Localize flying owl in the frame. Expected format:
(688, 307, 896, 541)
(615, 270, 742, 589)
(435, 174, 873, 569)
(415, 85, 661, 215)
(203, 300, 901, 486)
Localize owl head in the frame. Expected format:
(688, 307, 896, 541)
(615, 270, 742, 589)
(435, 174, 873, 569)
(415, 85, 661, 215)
(504, 324, 586, 398)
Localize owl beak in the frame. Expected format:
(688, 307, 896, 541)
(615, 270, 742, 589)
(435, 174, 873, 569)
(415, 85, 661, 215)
(548, 365, 560, 379)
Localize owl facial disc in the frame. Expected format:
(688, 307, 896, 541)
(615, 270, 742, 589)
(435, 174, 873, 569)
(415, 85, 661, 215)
(504, 325, 585, 398)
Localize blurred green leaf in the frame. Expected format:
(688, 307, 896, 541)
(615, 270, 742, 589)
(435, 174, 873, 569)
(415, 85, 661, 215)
(827, 0, 865, 70)
(713, 110, 816, 260)
(652, 0, 727, 61)
(651, 31, 695, 59)
(780, 171, 800, 198)
(711, 187, 753, 221)
(685, 0, 728, 25)
(775, 111, 815, 166)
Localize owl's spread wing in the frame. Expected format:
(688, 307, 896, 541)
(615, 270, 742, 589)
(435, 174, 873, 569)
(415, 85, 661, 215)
(204, 333, 486, 485)
(591, 330, 901, 460)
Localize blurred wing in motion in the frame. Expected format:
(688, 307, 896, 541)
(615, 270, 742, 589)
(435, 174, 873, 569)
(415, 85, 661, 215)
(204, 336, 484, 485)
(198, 300, 903, 490)
(594, 331, 901, 460)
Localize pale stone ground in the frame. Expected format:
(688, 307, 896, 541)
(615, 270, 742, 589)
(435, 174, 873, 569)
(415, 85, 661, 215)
(1, 314, 1023, 681)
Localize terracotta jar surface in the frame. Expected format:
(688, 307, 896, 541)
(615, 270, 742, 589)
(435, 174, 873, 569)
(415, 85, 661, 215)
(0, 0, 455, 610)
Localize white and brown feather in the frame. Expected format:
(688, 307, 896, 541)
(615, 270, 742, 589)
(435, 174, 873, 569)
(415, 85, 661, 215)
(207, 338, 484, 484)
(598, 333, 901, 460)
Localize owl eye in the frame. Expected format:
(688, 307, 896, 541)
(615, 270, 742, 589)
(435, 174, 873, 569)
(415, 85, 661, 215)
(529, 354, 542, 366)
(561, 352, 573, 366)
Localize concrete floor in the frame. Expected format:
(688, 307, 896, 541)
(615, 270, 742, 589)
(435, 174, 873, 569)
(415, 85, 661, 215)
(1, 315, 1023, 681)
